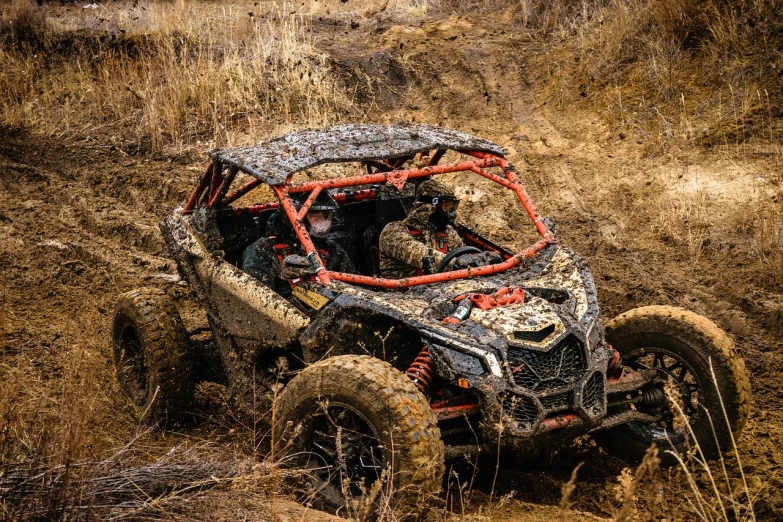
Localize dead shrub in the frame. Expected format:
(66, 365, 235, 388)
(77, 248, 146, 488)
(0, 0, 50, 52)
(0, 1, 350, 153)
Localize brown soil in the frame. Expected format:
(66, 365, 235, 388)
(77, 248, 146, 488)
(2, 4, 782, 521)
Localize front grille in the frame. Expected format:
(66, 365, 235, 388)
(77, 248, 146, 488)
(502, 394, 540, 431)
(507, 335, 587, 392)
(581, 372, 606, 417)
(538, 391, 572, 413)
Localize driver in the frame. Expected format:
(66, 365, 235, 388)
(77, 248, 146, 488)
(241, 192, 355, 296)
(378, 179, 469, 279)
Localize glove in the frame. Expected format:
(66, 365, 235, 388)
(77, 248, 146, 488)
(421, 254, 436, 275)
(453, 251, 502, 270)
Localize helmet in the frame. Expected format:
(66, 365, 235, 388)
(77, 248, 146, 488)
(416, 179, 455, 199)
(415, 179, 459, 222)
(293, 191, 340, 213)
(283, 191, 340, 238)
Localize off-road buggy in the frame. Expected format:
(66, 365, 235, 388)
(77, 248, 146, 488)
(112, 124, 750, 516)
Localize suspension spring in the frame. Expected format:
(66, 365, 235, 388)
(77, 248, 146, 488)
(406, 346, 436, 392)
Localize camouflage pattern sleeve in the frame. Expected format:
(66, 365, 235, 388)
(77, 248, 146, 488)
(446, 225, 464, 250)
(379, 221, 434, 270)
(426, 226, 464, 269)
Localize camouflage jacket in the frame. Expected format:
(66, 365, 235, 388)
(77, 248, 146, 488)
(241, 236, 355, 297)
(378, 202, 463, 279)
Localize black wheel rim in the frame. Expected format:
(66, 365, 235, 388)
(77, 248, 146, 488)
(295, 402, 387, 510)
(115, 321, 149, 406)
(625, 346, 704, 445)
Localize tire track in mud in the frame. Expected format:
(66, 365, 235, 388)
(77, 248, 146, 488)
(0, 131, 192, 355)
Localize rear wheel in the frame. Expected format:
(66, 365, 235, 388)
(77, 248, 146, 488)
(112, 287, 194, 424)
(596, 306, 750, 466)
(273, 355, 444, 519)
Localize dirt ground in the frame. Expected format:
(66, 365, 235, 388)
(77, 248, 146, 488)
(1, 3, 782, 521)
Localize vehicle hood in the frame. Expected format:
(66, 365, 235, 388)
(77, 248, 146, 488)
(329, 244, 602, 355)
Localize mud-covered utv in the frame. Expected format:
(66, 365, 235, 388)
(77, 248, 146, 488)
(112, 123, 750, 516)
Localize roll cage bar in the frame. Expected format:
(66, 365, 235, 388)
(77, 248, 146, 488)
(183, 150, 555, 289)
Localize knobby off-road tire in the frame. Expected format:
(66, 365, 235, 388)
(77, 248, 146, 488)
(274, 355, 445, 520)
(112, 287, 194, 424)
(597, 306, 750, 466)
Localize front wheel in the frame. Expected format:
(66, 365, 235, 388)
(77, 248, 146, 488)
(112, 288, 194, 424)
(273, 355, 444, 519)
(595, 306, 750, 466)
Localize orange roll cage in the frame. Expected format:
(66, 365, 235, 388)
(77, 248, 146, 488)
(184, 150, 555, 288)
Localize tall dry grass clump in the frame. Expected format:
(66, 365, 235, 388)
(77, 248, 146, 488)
(0, 343, 115, 518)
(0, 0, 349, 153)
(539, 0, 781, 149)
(531, 0, 783, 288)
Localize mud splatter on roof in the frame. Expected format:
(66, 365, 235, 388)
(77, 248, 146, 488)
(208, 123, 507, 186)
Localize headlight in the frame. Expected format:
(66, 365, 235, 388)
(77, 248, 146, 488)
(422, 329, 503, 377)
(586, 317, 603, 351)
(434, 345, 484, 375)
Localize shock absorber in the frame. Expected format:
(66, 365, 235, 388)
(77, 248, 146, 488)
(406, 346, 436, 392)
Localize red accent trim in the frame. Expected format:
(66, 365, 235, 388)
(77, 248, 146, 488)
(272, 242, 290, 265)
(296, 186, 322, 220)
(407, 228, 449, 253)
(328, 237, 552, 289)
(231, 188, 378, 217)
(223, 178, 262, 206)
(209, 166, 237, 207)
(208, 162, 224, 205)
(606, 368, 647, 386)
(288, 157, 503, 194)
(540, 414, 580, 431)
(406, 346, 436, 392)
(455, 287, 525, 310)
(607, 345, 622, 379)
(431, 395, 481, 420)
(433, 231, 450, 254)
(461, 230, 509, 259)
(428, 149, 446, 167)
(273, 185, 331, 284)
(432, 403, 482, 420)
(232, 202, 280, 217)
(470, 165, 514, 189)
(332, 189, 378, 203)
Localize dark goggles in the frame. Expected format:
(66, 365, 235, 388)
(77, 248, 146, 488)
(417, 194, 459, 213)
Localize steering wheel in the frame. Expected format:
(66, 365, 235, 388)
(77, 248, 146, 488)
(436, 246, 483, 273)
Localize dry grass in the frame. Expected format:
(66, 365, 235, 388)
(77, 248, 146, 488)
(602, 362, 766, 522)
(530, 0, 783, 285)
(649, 159, 783, 283)
(537, 0, 782, 151)
(0, 0, 350, 153)
(0, 342, 118, 519)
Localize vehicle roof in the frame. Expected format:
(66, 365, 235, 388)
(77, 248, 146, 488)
(207, 123, 507, 186)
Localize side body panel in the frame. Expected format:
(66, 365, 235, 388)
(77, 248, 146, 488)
(194, 258, 309, 349)
(160, 210, 309, 352)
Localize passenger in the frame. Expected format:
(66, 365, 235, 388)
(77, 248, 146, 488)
(241, 192, 355, 296)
